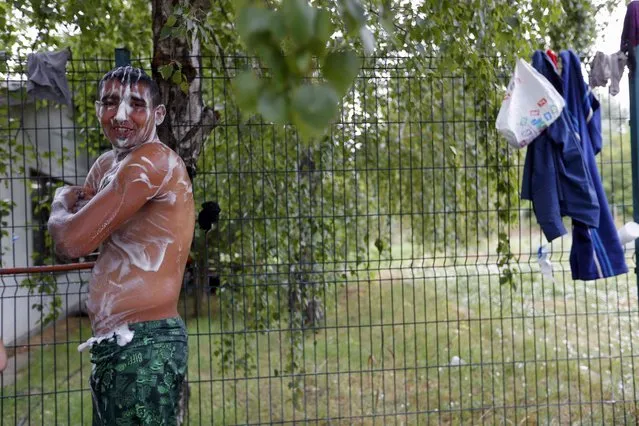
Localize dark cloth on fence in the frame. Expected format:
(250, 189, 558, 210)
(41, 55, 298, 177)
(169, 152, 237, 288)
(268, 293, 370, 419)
(520, 110, 600, 241)
(89, 317, 188, 426)
(523, 49, 628, 281)
(521, 52, 599, 242)
(26, 49, 73, 107)
(558, 50, 628, 280)
(621, 1, 639, 73)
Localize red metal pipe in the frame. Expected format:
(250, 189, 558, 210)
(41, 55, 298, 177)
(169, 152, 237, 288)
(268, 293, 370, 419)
(0, 256, 193, 276)
(0, 262, 95, 275)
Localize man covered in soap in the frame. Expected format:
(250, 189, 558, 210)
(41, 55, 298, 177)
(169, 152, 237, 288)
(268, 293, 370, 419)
(48, 66, 194, 425)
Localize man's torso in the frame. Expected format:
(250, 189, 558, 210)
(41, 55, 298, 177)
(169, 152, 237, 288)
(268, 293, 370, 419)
(84, 143, 195, 335)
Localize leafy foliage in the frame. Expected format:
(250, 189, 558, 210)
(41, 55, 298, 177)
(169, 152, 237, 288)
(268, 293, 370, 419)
(232, 0, 363, 139)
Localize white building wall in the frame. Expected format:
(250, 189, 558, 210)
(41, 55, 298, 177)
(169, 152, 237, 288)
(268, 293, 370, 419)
(1, 103, 93, 345)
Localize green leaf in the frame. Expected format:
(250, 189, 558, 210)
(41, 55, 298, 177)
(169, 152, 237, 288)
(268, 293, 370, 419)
(340, 0, 367, 34)
(254, 43, 287, 81)
(180, 80, 190, 93)
(269, 13, 287, 43)
(291, 83, 339, 137)
(257, 87, 288, 124)
(291, 50, 312, 75)
(322, 49, 360, 96)
(310, 8, 333, 54)
(158, 64, 173, 81)
(281, 0, 316, 46)
(379, 0, 394, 36)
(232, 71, 262, 111)
(172, 70, 183, 85)
(166, 15, 177, 27)
(286, 50, 313, 77)
(236, 6, 275, 45)
(504, 16, 520, 29)
(159, 26, 172, 39)
(342, 0, 366, 24)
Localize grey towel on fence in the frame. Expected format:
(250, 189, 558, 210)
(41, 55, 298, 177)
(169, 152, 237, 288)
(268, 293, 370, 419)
(26, 49, 73, 107)
(589, 51, 610, 89)
(609, 51, 627, 96)
(589, 50, 627, 96)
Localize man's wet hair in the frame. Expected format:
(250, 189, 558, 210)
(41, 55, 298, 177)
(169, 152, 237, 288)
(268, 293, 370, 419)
(98, 66, 161, 107)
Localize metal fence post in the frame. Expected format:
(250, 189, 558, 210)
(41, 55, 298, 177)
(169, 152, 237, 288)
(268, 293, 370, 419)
(114, 47, 131, 67)
(629, 45, 639, 288)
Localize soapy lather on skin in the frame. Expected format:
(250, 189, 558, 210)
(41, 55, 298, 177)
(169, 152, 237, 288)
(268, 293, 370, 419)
(48, 66, 195, 424)
(48, 67, 194, 338)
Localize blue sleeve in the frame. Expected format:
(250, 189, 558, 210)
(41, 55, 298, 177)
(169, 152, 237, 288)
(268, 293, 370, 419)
(547, 112, 600, 229)
(521, 112, 600, 242)
(586, 89, 602, 155)
(521, 131, 567, 242)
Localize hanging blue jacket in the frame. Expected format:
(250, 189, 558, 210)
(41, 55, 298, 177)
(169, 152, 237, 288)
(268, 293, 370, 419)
(558, 50, 627, 280)
(521, 52, 599, 242)
(524, 50, 627, 280)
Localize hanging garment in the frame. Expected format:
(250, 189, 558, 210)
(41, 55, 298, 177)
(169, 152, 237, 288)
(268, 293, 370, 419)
(26, 48, 73, 107)
(521, 52, 599, 242)
(609, 51, 627, 96)
(529, 50, 627, 280)
(589, 51, 610, 88)
(560, 50, 628, 280)
(520, 101, 600, 242)
(621, 1, 639, 73)
(589, 51, 627, 96)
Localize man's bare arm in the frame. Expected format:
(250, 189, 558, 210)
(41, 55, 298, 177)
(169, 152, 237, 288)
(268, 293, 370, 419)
(84, 151, 114, 195)
(48, 144, 171, 258)
(69, 151, 115, 214)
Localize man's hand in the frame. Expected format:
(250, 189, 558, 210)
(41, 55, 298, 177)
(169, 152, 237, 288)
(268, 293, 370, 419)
(72, 188, 95, 213)
(53, 186, 95, 213)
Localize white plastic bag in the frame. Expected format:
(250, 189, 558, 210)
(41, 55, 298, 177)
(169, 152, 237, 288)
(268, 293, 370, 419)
(496, 58, 565, 149)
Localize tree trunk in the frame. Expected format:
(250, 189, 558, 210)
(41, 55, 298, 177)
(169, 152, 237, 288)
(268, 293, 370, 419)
(290, 148, 324, 327)
(151, 0, 219, 179)
(151, 2, 219, 423)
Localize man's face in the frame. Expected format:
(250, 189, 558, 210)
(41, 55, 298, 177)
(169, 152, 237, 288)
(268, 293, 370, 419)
(96, 79, 166, 150)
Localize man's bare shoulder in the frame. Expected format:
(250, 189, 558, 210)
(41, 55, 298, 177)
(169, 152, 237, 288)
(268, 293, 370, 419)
(119, 142, 190, 189)
(85, 150, 116, 191)
(93, 150, 116, 168)
(131, 142, 184, 167)
(90, 150, 116, 175)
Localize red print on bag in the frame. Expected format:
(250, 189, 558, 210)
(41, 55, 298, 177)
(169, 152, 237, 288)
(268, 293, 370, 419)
(529, 109, 540, 116)
(537, 98, 547, 107)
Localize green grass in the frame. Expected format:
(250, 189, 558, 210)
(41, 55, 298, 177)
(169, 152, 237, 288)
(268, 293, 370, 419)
(2, 267, 639, 425)
(0, 318, 94, 425)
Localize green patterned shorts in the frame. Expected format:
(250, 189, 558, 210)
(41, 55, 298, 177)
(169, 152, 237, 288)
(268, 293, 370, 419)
(89, 317, 188, 426)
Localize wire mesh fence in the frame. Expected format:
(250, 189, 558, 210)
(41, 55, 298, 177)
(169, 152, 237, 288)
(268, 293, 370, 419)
(0, 52, 638, 425)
